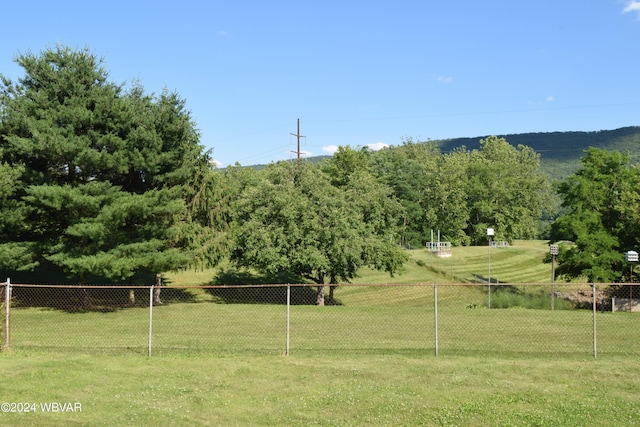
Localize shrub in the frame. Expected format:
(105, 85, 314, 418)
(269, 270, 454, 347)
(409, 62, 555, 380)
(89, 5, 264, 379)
(485, 287, 572, 310)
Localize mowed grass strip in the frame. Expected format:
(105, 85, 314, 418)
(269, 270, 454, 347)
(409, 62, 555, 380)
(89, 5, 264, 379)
(349, 240, 557, 286)
(157, 240, 568, 290)
(1, 352, 640, 426)
(7, 292, 640, 358)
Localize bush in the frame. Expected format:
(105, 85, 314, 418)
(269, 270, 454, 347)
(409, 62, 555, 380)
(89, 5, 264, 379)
(486, 287, 572, 310)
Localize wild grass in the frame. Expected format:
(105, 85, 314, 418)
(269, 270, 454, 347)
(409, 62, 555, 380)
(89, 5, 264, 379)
(486, 286, 574, 310)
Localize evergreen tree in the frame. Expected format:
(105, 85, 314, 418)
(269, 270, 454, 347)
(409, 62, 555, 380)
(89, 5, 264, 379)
(0, 46, 211, 288)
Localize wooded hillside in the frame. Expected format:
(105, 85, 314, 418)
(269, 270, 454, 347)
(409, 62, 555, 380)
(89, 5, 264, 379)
(435, 126, 640, 181)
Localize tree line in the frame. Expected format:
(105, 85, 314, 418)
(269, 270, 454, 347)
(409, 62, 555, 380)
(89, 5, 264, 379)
(0, 46, 634, 302)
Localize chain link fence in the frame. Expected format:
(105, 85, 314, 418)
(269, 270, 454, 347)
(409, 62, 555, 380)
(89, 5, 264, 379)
(2, 280, 639, 358)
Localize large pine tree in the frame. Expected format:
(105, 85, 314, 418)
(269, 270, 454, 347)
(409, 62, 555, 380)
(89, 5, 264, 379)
(0, 46, 210, 286)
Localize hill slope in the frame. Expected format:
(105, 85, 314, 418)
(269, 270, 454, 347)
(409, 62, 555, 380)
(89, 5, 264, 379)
(435, 126, 640, 180)
(165, 240, 556, 288)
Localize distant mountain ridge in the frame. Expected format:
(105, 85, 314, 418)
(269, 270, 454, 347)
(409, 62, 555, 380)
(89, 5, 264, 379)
(435, 126, 640, 180)
(247, 126, 640, 181)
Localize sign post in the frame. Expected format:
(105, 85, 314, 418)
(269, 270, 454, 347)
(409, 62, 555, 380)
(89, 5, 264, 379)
(550, 244, 559, 310)
(625, 251, 638, 312)
(487, 228, 494, 308)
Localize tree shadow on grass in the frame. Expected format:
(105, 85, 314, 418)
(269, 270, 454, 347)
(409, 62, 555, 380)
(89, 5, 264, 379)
(3, 265, 327, 309)
(4, 266, 198, 312)
(12, 286, 137, 312)
(10, 285, 202, 313)
(207, 268, 318, 305)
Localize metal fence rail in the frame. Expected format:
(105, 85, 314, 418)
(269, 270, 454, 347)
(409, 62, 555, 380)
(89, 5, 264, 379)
(2, 280, 639, 358)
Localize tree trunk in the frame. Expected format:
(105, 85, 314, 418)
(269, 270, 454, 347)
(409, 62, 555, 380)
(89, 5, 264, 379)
(316, 272, 325, 306)
(153, 273, 163, 305)
(80, 289, 91, 308)
(328, 274, 337, 305)
(316, 286, 325, 306)
(128, 276, 136, 305)
(153, 288, 162, 305)
(79, 276, 91, 308)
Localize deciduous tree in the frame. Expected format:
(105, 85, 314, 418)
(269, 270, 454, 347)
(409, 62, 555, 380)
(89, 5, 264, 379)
(231, 161, 408, 305)
(465, 136, 551, 244)
(551, 148, 640, 282)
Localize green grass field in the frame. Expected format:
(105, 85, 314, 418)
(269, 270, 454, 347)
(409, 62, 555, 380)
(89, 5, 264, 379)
(2, 241, 640, 426)
(2, 352, 640, 426)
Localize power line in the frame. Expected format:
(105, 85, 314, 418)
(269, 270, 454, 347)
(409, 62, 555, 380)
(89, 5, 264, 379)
(229, 144, 292, 165)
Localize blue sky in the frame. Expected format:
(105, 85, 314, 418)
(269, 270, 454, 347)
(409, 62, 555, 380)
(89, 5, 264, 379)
(2, 1, 640, 167)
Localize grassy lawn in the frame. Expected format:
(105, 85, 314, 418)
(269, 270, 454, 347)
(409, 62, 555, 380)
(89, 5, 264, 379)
(7, 293, 640, 358)
(1, 352, 640, 426)
(4, 292, 640, 426)
(2, 241, 640, 425)
(158, 240, 559, 288)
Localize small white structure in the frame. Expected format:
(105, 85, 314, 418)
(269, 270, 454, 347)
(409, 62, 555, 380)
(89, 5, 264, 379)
(492, 241, 510, 248)
(426, 230, 451, 257)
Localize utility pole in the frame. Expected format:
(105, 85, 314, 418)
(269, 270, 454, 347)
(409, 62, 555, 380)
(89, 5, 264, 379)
(290, 118, 305, 167)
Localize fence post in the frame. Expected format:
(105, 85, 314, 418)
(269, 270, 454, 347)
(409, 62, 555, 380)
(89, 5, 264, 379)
(285, 284, 290, 356)
(3, 278, 10, 350)
(434, 283, 439, 357)
(592, 283, 597, 360)
(148, 284, 154, 357)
